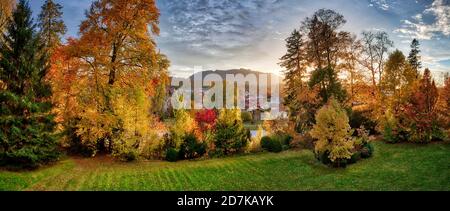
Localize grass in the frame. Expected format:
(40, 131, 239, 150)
(0, 141, 449, 191)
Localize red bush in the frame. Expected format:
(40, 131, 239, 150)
(195, 109, 217, 131)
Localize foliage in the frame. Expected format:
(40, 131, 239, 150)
(310, 99, 354, 163)
(52, 0, 166, 161)
(261, 136, 283, 153)
(178, 133, 207, 160)
(400, 69, 442, 143)
(381, 50, 417, 98)
(195, 109, 217, 132)
(0, 0, 59, 168)
(241, 111, 253, 123)
(407, 39, 422, 76)
(0, 0, 14, 36)
(309, 66, 347, 104)
(165, 148, 179, 162)
(348, 109, 377, 134)
(247, 124, 263, 153)
(380, 110, 401, 143)
(213, 109, 250, 156)
(37, 0, 67, 52)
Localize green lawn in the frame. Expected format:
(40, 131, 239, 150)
(1, 141, 449, 191)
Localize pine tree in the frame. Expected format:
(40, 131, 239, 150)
(0, 0, 59, 168)
(279, 30, 306, 121)
(37, 0, 67, 52)
(408, 39, 422, 78)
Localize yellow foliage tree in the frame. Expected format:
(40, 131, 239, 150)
(310, 99, 354, 163)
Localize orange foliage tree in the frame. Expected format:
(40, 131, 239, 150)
(48, 0, 169, 159)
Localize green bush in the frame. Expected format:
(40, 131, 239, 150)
(261, 136, 282, 153)
(166, 148, 179, 162)
(261, 136, 272, 150)
(241, 111, 253, 123)
(360, 143, 374, 158)
(214, 109, 250, 155)
(348, 109, 377, 135)
(316, 151, 332, 165)
(179, 133, 207, 160)
(349, 152, 362, 164)
(383, 123, 400, 144)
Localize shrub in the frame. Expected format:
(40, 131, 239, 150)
(214, 109, 250, 155)
(261, 136, 283, 153)
(195, 109, 217, 132)
(261, 136, 272, 150)
(348, 109, 377, 135)
(179, 133, 207, 160)
(349, 152, 362, 164)
(166, 148, 179, 162)
(381, 110, 401, 144)
(310, 99, 354, 164)
(360, 143, 374, 158)
(241, 111, 253, 123)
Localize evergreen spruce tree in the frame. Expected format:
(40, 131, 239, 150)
(0, 0, 59, 168)
(408, 39, 422, 78)
(279, 30, 307, 123)
(37, 0, 67, 52)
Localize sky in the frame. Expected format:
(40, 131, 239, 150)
(29, 0, 450, 82)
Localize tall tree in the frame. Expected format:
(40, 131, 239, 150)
(0, 0, 59, 168)
(381, 50, 408, 97)
(407, 38, 422, 78)
(375, 31, 393, 85)
(360, 31, 393, 96)
(302, 9, 350, 69)
(37, 0, 67, 52)
(60, 0, 164, 156)
(339, 35, 364, 104)
(402, 69, 440, 143)
(279, 30, 307, 121)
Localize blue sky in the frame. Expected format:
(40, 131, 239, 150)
(29, 0, 449, 82)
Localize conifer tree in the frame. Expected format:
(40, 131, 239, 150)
(279, 30, 306, 122)
(0, 0, 59, 168)
(408, 39, 422, 77)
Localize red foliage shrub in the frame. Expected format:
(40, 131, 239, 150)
(195, 109, 217, 132)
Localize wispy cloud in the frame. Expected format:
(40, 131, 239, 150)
(368, 0, 392, 10)
(158, 0, 284, 57)
(394, 0, 450, 40)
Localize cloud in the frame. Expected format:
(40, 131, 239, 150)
(369, 0, 392, 10)
(158, 0, 284, 57)
(394, 0, 450, 40)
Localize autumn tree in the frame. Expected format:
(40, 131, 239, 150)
(310, 98, 354, 165)
(380, 50, 416, 100)
(0, 0, 59, 168)
(407, 39, 422, 78)
(281, 9, 352, 132)
(38, 0, 67, 52)
(301, 9, 351, 69)
(360, 31, 393, 96)
(57, 0, 165, 159)
(401, 69, 442, 143)
(339, 35, 364, 104)
(439, 76, 450, 131)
